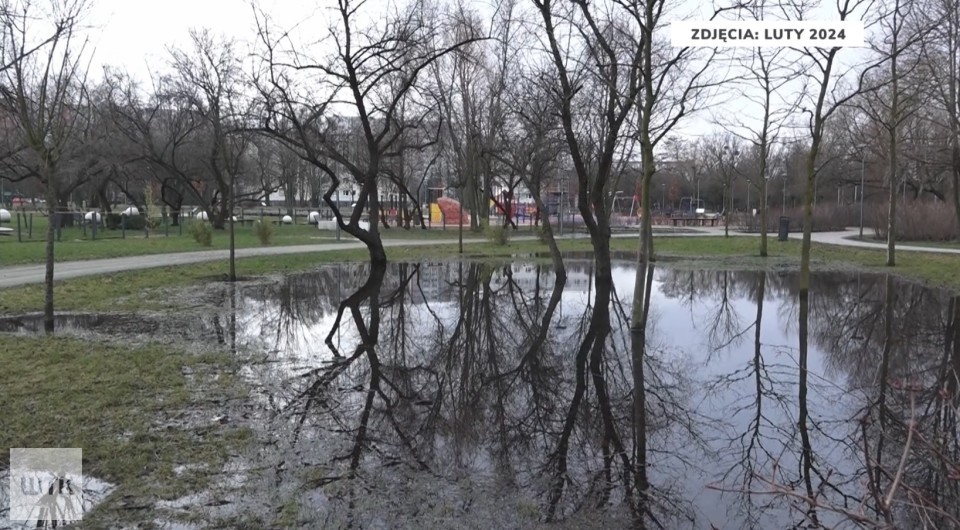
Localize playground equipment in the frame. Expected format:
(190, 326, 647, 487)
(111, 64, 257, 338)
(435, 197, 470, 225)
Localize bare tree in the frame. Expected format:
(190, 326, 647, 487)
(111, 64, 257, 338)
(495, 69, 567, 277)
(917, 0, 960, 235)
(718, 5, 803, 255)
(0, 0, 90, 333)
(429, 2, 504, 231)
(167, 29, 255, 281)
(253, 0, 481, 266)
(853, 0, 926, 263)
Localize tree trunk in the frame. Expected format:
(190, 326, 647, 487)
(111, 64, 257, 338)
(229, 175, 236, 282)
(887, 18, 899, 267)
(96, 181, 112, 213)
(43, 165, 57, 334)
(724, 182, 730, 237)
(531, 191, 566, 280)
(953, 145, 960, 238)
(759, 174, 768, 256)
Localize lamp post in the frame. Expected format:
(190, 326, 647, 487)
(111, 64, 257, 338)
(693, 163, 700, 212)
(558, 178, 564, 236)
(858, 146, 867, 239)
(722, 145, 739, 237)
(695, 177, 701, 211)
(782, 174, 787, 216)
(660, 182, 666, 213)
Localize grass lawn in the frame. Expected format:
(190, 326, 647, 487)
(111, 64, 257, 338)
(0, 214, 554, 265)
(0, 215, 348, 266)
(0, 335, 252, 526)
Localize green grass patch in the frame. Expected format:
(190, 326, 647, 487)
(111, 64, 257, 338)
(0, 335, 251, 523)
(0, 216, 344, 266)
(0, 215, 556, 266)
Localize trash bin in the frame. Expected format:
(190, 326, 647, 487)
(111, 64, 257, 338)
(778, 216, 790, 241)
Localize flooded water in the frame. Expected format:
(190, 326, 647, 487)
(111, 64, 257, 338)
(6, 261, 959, 528)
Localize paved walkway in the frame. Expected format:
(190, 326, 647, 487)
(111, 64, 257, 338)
(1, 228, 957, 288)
(693, 226, 960, 255)
(0, 238, 484, 288)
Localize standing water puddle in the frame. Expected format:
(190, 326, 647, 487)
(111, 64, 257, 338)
(2, 261, 958, 528)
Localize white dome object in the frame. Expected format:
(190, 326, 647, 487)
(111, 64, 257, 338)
(0, 209, 9, 222)
(281, 215, 293, 224)
(84, 211, 101, 222)
(195, 211, 209, 221)
(307, 211, 321, 223)
(121, 206, 139, 216)
(231, 215, 238, 222)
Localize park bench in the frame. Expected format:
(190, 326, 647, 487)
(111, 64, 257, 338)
(671, 216, 720, 227)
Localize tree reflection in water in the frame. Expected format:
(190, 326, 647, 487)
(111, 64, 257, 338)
(207, 263, 960, 528)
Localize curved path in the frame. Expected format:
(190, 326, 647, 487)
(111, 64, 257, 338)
(0, 238, 482, 289)
(0, 228, 957, 288)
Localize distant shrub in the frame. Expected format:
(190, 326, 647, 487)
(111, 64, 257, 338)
(486, 223, 511, 245)
(188, 220, 213, 247)
(873, 201, 959, 241)
(795, 204, 856, 232)
(255, 220, 273, 245)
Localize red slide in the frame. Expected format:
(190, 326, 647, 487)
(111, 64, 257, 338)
(436, 197, 470, 225)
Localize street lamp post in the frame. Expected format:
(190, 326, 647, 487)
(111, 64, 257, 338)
(558, 180, 564, 236)
(692, 163, 700, 212)
(859, 148, 866, 239)
(722, 145, 739, 237)
(782, 176, 787, 216)
(661, 183, 666, 213)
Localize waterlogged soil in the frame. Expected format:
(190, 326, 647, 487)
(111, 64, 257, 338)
(2, 260, 958, 528)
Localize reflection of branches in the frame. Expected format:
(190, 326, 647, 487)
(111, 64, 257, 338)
(710, 273, 795, 526)
(236, 261, 709, 526)
(706, 272, 748, 355)
(722, 388, 959, 529)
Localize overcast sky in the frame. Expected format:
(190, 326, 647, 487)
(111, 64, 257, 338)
(88, 0, 317, 81)
(85, 0, 872, 142)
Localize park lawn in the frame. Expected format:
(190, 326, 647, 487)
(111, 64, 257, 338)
(0, 215, 552, 265)
(0, 335, 253, 526)
(0, 218, 346, 266)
